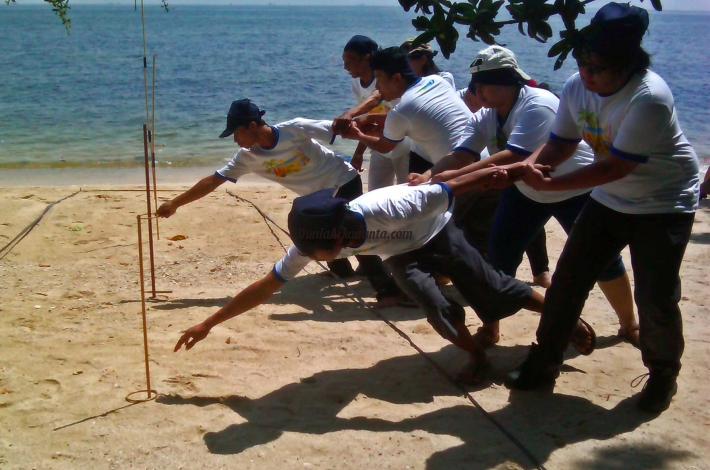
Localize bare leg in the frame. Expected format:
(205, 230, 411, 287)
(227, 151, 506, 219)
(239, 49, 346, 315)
(474, 289, 544, 348)
(598, 273, 639, 346)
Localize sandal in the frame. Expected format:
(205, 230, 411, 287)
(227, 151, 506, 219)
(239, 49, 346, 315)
(571, 318, 596, 356)
(618, 325, 640, 348)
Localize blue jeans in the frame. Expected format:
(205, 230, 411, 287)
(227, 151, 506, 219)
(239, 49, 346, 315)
(488, 186, 626, 281)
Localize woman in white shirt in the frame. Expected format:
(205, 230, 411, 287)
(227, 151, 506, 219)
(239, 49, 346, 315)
(505, 2, 700, 413)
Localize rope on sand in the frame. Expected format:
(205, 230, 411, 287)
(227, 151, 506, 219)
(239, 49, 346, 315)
(226, 190, 546, 470)
(0, 189, 83, 261)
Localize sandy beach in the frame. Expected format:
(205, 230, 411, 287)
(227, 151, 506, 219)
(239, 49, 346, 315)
(1, 178, 709, 469)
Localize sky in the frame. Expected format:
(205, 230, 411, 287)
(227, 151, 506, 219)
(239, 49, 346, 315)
(12, 0, 710, 10)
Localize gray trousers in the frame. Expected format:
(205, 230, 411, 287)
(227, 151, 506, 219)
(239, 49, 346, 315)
(384, 219, 533, 344)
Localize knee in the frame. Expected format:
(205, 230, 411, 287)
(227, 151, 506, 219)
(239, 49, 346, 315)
(597, 256, 626, 282)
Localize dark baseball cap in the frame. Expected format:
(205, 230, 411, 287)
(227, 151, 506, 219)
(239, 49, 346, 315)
(288, 189, 348, 256)
(584, 2, 649, 54)
(219, 99, 266, 138)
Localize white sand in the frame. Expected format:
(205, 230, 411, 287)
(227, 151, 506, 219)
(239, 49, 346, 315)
(0, 182, 708, 469)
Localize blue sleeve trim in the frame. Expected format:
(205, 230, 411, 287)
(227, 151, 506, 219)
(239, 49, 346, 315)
(271, 266, 287, 283)
(436, 183, 454, 209)
(383, 136, 404, 144)
(329, 134, 337, 145)
(506, 143, 533, 157)
(349, 210, 368, 248)
(611, 146, 649, 164)
(549, 132, 581, 144)
(261, 126, 280, 150)
(214, 171, 236, 183)
(453, 146, 479, 157)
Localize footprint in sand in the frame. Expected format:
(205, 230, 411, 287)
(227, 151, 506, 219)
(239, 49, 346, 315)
(36, 378, 62, 400)
(163, 375, 199, 392)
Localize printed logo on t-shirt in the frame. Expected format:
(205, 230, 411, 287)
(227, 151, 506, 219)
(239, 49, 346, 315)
(263, 152, 311, 178)
(578, 110, 611, 157)
(416, 79, 436, 95)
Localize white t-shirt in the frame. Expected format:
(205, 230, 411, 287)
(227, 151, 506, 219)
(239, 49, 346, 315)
(350, 77, 410, 161)
(351, 77, 395, 114)
(552, 71, 699, 214)
(273, 183, 453, 281)
(216, 118, 358, 196)
(384, 75, 472, 164)
(438, 71, 456, 89)
(455, 85, 595, 203)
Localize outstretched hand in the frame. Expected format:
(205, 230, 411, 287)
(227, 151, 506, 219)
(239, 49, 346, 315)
(174, 322, 212, 352)
(407, 172, 430, 186)
(156, 201, 177, 218)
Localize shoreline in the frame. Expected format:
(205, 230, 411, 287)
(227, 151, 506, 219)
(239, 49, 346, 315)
(0, 166, 275, 188)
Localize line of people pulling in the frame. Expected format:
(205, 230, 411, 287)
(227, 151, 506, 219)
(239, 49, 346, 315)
(159, 2, 700, 414)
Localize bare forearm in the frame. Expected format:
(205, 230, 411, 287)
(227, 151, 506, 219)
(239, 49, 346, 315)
(172, 175, 225, 208)
(430, 151, 479, 176)
(544, 158, 635, 191)
(438, 149, 520, 180)
(343, 92, 383, 119)
(445, 166, 501, 196)
(528, 140, 577, 168)
(203, 272, 283, 329)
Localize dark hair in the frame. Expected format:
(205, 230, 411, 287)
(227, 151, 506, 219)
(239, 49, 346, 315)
(370, 47, 418, 85)
(344, 35, 379, 56)
(573, 44, 651, 75)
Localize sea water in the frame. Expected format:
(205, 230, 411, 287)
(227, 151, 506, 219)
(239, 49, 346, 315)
(1, 5, 708, 172)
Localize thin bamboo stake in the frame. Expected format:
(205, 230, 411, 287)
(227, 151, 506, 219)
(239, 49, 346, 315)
(151, 54, 160, 240)
(142, 125, 157, 298)
(136, 215, 152, 397)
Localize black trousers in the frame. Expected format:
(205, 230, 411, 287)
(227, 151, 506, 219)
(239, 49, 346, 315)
(384, 220, 533, 344)
(329, 176, 400, 298)
(409, 151, 549, 275)
(536, 199, 695, 375)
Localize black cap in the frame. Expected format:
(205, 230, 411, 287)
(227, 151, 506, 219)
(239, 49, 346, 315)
(287, 189, 348, 255)
(219, 99, 266, 138)
(584, 2, 649, 54)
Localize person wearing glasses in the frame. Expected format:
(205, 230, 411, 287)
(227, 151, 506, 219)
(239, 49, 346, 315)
(413, 45, 637, 349)
(497, 2, 699, 413)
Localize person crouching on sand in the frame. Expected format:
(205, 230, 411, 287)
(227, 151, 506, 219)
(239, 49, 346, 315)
(174, 172, 597, 384)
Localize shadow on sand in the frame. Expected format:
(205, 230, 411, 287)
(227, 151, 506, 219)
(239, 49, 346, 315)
(157, 346, 688, 468)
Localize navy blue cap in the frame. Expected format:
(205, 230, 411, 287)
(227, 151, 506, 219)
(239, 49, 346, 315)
(584, 2, 649, 53)
(288, 189, 348, 255)
(219, 99, 266, 138)
(343, 35, 378, 56)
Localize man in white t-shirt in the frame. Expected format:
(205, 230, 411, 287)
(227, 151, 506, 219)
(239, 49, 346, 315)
(156, 98, 404, 303)
(175, 173, 593, 383)
(337, 35, 410, 190)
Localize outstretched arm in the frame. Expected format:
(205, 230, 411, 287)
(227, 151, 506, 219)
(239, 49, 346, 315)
(157, 174, 226, 218)
(174, 271, 284, 351)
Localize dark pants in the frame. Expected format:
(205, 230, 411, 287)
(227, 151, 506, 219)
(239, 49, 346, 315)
(489, 186, 626, 280)
(455, 189, 549, 275)
(384, 220, 533, 344)
(536, 199, 694, 375)
(329, 176, 400, 298)
(410, 150, 549, 274)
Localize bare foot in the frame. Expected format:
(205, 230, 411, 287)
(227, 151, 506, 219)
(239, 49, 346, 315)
(533, 271, 552, 288)
(472, 324, 500, 349)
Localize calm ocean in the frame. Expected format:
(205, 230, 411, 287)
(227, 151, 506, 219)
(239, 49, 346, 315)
(1, 4, 708, 171)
